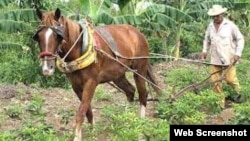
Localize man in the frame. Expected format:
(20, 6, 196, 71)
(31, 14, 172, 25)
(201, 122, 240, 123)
(201, 4, 244, 108)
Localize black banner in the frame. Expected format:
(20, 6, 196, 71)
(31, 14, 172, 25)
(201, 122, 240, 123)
(170, 125, 250, 140)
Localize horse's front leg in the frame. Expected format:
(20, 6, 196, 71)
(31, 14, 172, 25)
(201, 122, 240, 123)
(73, 79, 97, 141)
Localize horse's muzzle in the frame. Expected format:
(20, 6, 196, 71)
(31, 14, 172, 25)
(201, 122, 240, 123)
(41, 57, 56, 76)
(42, 69, 54, 76)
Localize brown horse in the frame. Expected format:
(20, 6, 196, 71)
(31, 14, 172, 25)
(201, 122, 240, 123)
(33, 8, 161, 141)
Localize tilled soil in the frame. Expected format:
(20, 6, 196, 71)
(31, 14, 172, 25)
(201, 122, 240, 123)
(0, 61, 235, 134)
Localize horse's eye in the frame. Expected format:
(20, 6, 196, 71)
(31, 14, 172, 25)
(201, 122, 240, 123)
(32, 33, 39, 41)
(57, 35, 63, 42)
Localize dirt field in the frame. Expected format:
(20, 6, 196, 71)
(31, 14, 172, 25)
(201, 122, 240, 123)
(0, 61, 235, 134)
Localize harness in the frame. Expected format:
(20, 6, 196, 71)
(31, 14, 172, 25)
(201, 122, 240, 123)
(33, 20, 97, 73)
(56, 21, 97, 73)
(33, 21, 166, 92)
(56, 21, 124, 73)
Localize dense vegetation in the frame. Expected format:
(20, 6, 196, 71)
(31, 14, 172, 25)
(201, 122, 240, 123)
(0, 0, 250, 140)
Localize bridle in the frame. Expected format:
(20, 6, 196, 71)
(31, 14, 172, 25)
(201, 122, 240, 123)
(33, 22, 85, 61)
(33, 20, 96, 73)
(33, 24, 65, 59)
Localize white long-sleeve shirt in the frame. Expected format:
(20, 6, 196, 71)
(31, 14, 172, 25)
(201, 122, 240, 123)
(203, 18, 244, 65)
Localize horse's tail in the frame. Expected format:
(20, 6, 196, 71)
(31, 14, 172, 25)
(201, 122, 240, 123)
(146, 64, 162, 95)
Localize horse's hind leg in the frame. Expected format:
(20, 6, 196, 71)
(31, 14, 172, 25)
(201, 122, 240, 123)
(133, 70, 148, 118)
(113, 74, 135, 102)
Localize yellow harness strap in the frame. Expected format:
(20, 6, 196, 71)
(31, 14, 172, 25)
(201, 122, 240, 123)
(56, 23, 96, 73)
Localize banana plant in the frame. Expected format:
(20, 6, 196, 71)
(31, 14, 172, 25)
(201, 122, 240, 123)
(77, 0, 112, 23)
(76, 0, 250, 59)
(166, 0, 190, 60)
(0, 0, 70, 49)
(84, 0, 193, 58)
(165, 0, 250, 59)
(0, 3, 37, 49)
(137, 0, 193, 59)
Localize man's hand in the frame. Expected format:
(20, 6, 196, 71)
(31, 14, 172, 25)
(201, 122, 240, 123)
(234, 55, 240, 62)
(200, 52, 207, 60)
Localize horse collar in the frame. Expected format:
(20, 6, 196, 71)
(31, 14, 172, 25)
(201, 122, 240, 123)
(56, 20, 97, 73)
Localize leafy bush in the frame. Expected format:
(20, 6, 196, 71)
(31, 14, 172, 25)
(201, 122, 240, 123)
(14, 123, 63, 141)
(148, 37, 168, 63)
(100, 105, 145, 140)
(57, 108, 75, 125)
(143, 119, 169, 141)
(228, 103, 250, 124)
(0, 109, 73, 141)
(156, 91, 222, 124)
(0, 46, 70, 88)
(5, 104, 24, 119)
(165, 63, 209, 91)
(93, 86, 112, 102)
(181, 28, 204, 57)
(25, 93, 45, 115)
(100, 104, 169, 140)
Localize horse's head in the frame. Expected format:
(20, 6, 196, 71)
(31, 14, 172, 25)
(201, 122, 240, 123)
(33, 8, 65, 76)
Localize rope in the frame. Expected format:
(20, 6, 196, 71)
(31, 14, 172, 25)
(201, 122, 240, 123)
(96, 49, 163, 92)
(62, 30, 84, 61)
(93, 25, 222, 66)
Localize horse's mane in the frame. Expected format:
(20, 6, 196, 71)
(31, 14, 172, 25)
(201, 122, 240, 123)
(40, 12, 57, 25)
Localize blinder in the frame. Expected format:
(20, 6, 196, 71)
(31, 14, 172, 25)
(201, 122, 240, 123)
(53, 26, 64, 40)
(32, 25, 65, 41)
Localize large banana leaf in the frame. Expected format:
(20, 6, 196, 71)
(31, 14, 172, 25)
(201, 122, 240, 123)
(94, 11, 114, 25)
(117, 0, 132, 12)
(95, 10, 142, 25)
(141, 4, 192, 22)
(153, 13, 178, 29)
(113, 15, 142, 25)
(81, 0, 112, 19)
(0, 0, 12, 8)
(188, 0, 250, 18)
(0, 42, 23, 49)
(0, 20, 32, 33)
(0, 6, 36, 50)
(0, 9, 38, 22)
(138, 4, 193, 29)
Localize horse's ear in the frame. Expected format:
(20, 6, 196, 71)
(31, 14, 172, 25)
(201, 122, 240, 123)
(55, 8, 61, 21)
(36, 8, 43, 20)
